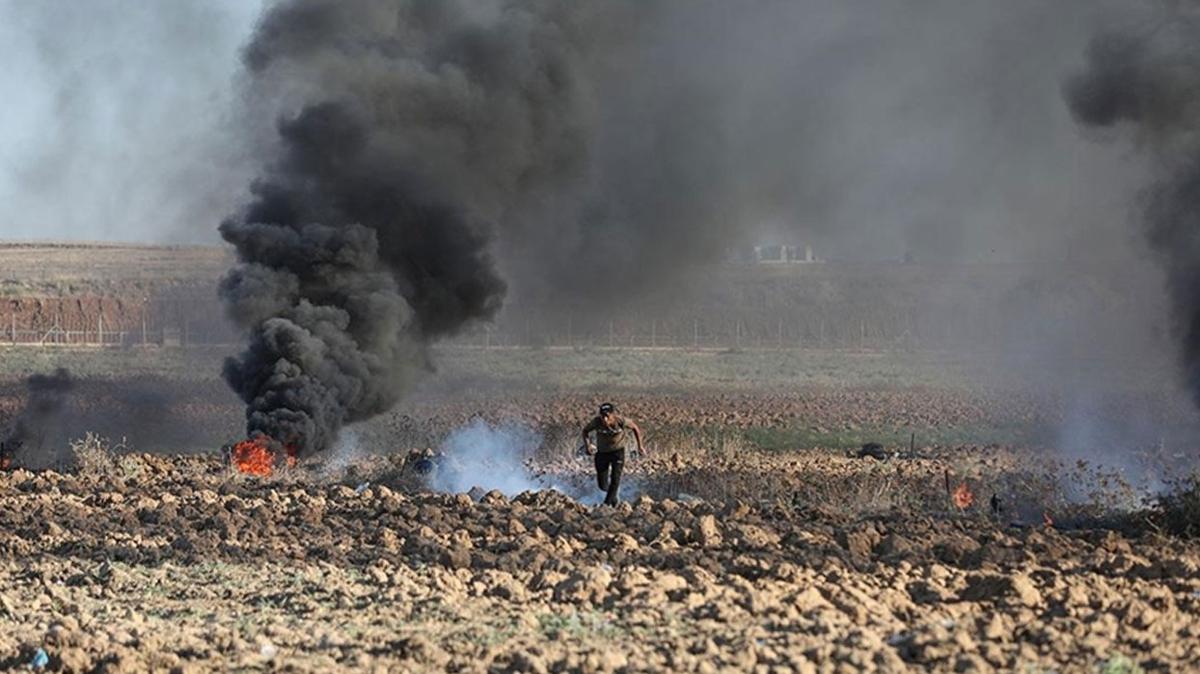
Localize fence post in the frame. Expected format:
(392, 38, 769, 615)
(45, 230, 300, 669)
(98, 312, 104, 346)
(693, 319, 699, 348)
(608, 321, 614, 348)
(651, 320, 657, 348)
(10, 313, 14, 345)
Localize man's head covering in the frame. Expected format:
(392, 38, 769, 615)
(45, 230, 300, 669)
(599, 402, 615, 415)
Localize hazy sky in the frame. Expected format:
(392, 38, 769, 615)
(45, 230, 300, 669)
(0, 0, 1156, 264)
(0, 0, 261, 243)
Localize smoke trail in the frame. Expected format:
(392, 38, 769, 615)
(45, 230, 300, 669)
(1, 368, 74, 461)
(1064, 15, 1200, 406)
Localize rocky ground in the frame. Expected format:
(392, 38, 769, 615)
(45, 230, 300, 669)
(0, 442, 1196, 674)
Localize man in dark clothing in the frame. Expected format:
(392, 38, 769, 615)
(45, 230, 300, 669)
(581, 402, 644, 505)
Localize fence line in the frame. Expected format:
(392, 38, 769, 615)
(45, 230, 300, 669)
(0, 306, 1014, 352)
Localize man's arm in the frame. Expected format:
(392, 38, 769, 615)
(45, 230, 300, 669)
(625, 418, 645, 453)
(581, 418, 598, 453)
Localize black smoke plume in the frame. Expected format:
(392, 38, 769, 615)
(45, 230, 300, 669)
(1, 368, 74, 462)
(1064, 16, 1200, 406)
(222, 0, 596, 453)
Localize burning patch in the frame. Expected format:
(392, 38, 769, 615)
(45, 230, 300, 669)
(952, 482, 975, 510)
(229, 437, 297, 477)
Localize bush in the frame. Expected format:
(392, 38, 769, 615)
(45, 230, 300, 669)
(69, 432, 135, 478)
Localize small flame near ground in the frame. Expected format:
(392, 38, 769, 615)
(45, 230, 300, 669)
(952, 482, 975, 510)
(230, 437, 297, 477)
(1043, 511, 1054, 528)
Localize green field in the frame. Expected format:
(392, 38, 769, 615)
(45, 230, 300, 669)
(0, 344, 1000, 390)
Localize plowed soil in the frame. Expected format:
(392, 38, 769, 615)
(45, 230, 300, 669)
(0, 442, 1196, 673)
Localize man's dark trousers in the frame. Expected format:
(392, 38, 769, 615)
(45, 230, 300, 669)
(594, 449, 625, 505)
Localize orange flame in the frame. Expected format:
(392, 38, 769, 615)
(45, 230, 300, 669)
(230, 437, 296, 476)
(952, 482, 974, 510)
(1043, 511, 1054, 528)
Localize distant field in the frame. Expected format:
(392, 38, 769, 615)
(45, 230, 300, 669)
(0, 242, 229, 296)
(0, 241, 1176, 407)
(0, 344, 997, 391)
(427, 346, 996, 391)
(0, 341, 1173, 397)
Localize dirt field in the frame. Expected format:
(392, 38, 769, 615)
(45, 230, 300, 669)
(0, 343, 1194, 673)
(0, 443, 1196, 674)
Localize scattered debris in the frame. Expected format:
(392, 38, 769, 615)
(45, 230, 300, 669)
(413, 458, 436, 475)
(30, 648, 48, 669)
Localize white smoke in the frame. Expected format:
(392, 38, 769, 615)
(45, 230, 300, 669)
(430, 417, 645, 504)
(1055, 396, 1168, 502)
(431, 418, 545, 496)
(318, 428, 364, 479)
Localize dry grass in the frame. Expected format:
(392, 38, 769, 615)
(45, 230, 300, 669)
(69, 432, 134, 478)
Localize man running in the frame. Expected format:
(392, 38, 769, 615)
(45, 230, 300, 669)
(581, 402, 644, 505)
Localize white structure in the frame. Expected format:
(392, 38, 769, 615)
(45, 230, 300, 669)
(752, 243, 821, 264)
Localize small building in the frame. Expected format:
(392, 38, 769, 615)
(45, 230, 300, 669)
(752, 243, 821, 264)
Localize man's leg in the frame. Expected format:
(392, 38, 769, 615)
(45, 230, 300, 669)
(604, 450, 625, 505)
(595, 452, 610, 491)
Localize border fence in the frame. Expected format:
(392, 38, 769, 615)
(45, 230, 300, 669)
(2, 289, 238, 348)
(0, 262, 1142, 353)
(0, 300, 969, 351)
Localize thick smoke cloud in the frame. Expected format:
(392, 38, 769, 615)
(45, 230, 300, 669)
(222, 0, 594, 452)
(1064, 13, 1200, 406)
